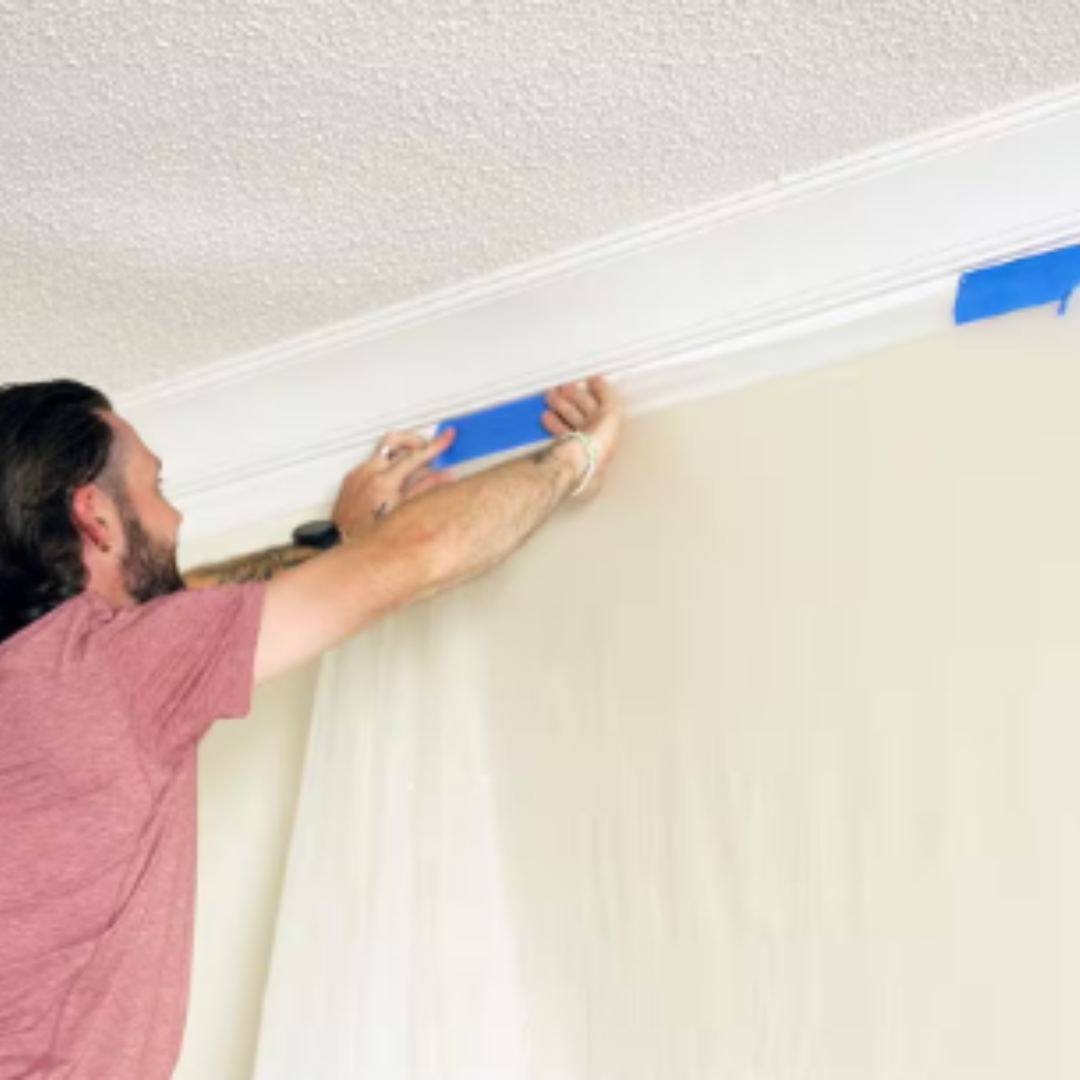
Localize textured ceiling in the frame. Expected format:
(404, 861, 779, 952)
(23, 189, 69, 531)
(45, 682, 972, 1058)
(2, 1, 1079, 396)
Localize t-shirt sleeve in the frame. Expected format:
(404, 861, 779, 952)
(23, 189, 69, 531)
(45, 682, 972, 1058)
(91, 583, 266, 772)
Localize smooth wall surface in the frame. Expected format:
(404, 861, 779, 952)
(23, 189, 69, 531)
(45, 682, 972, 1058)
(463, 305, 1080, 1077)
(175, 306, 1080, 1078)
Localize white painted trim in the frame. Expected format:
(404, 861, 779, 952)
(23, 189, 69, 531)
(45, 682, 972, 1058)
(119, 86, 1080, 543)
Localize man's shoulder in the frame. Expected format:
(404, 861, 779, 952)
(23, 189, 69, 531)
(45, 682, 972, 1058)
(0, 584, 264, 674)
(0, 593, 124, 748)
(0, 587, 101, 652)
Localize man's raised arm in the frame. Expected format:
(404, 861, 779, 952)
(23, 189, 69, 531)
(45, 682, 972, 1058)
(183, 545, 318, 589)
(182, 429, 450, 589)
(252, 377, 623, 684)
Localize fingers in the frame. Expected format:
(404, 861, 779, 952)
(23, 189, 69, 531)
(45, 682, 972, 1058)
(384, 426, 455, 483)
(545, 380, 606, 431)
(374, 431, 430, 463)
(586, 375, 617, 409)
(395, 433, 457, 502)
(546, 384, 589, 428)
(542, 410, 572, 437)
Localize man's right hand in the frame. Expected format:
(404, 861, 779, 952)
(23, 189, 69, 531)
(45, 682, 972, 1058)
(541, 376, 624, 501)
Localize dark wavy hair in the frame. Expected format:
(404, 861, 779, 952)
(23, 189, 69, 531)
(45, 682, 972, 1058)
(0, 380, 121, 645)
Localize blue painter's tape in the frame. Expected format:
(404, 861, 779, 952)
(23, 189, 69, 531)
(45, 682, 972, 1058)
(955, 243, 1080, 325)
(432, 393, 550, 468)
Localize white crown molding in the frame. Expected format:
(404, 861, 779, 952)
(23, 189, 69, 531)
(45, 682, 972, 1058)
(119, 86, 1080, 543)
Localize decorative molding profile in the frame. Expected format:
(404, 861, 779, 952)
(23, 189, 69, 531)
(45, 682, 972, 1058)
(120, 86, 1080, 543)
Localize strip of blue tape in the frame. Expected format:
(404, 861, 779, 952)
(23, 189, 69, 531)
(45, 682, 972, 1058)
(955, 243, 1080, 325)
(433, 393, 550, 468)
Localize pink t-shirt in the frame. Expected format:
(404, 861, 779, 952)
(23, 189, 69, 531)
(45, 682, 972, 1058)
(0, 584, 265, 1080)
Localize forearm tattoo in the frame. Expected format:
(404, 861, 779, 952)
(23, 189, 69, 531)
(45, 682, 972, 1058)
(183, 544, 318, 587)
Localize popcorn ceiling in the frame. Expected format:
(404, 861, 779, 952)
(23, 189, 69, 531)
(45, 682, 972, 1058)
(1, 0, 1078, 394)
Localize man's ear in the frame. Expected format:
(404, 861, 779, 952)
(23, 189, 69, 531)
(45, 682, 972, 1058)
(71, 484, 114, 554)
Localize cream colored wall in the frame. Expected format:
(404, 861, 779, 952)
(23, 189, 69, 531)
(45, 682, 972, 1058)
(173, 508, 323, 1080)
(172, 306, 1079, 1078)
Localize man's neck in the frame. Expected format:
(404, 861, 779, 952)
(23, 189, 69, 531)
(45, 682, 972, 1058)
(84, 580, 137, 610)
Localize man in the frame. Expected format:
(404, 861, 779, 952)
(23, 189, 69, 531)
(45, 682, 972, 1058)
(0, 376, 623, 1079)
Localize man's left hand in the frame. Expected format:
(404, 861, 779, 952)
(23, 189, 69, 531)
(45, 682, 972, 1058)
(331, 428, 456, 540)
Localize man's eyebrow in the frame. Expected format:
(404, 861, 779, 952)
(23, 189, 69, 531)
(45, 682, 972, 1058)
(154, 456, 163, 473)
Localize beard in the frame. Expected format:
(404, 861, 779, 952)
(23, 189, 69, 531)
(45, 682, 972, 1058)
(115, 492, 186, 604)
